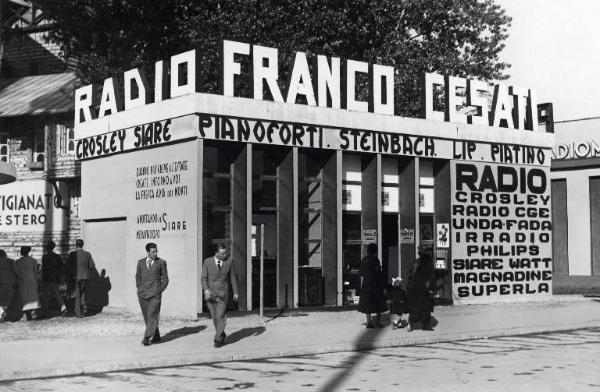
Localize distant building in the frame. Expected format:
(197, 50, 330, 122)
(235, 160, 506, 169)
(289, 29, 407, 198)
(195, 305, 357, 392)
(551, 116, 600, 294)
(0, 4, 80, 260)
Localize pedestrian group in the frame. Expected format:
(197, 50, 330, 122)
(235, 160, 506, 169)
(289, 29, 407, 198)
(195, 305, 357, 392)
(1, 238, 439, 346)
(0, 239, 96, 322)
(359, 243, 438, 331)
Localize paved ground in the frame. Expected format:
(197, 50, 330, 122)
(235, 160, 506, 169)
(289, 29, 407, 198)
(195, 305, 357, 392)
(1, 327, 598, 391)
(0, 296, 599, 382)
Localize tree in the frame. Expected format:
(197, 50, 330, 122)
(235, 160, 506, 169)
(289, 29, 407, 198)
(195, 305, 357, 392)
(38, 0, 511, 117)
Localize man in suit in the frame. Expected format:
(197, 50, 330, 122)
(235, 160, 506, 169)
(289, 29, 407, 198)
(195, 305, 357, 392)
(68, 239, 96, 317)
(201, 244, 238, 347)
(42, 240, 67, 318)
(136, 242, 169, 346)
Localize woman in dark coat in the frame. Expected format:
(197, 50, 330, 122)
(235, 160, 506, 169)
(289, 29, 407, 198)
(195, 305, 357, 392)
(15, 246, 40, 320)
(0, 249, 17, 321)
(358, 243, 387, 328)
(406, 245, 436, 331)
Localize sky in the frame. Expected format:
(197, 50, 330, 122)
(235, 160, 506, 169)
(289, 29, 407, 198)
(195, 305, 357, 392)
(497, 0, 600, 121)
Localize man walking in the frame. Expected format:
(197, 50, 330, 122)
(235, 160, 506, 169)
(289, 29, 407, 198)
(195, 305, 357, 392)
(136, 242, 169, 346)
(41, 241, 67, 318)
(201, 244, 238, 347)
(68, 239, 96, 317)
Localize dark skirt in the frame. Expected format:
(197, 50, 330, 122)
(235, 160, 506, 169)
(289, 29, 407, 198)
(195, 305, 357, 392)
(0, 284, 14, 307)
(389, 288, 409, 314)
(407, 290, 434, 314)
(358, 288, 387, 314)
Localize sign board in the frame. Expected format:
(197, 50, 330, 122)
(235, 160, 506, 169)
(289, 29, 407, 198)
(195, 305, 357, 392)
(435, 258, 447, 270)
(194, 114, 551, 164)
(400, 228, 415, 244)
(0, 180, 67, 232)
(553, 140, 600, 160)
(419, 188, 434, 213)
(75, 40, 539, 134)
(76, 112, 553, 165)
(76, 115, 198, 160)
(450, 161, 552, 304)
(342, 185, 361, 211)
(437, 223, 450, 248)
(362, 229, 377, 243)
(382, 187, 399, 213)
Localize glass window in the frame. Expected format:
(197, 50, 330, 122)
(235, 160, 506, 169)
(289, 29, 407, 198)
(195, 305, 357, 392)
(202, 143, 235, 258)
(252, 147, 282, 211)
(33, 127, 45, 164)
(420, 159, 434, 213)
(60, 125, 76, 155)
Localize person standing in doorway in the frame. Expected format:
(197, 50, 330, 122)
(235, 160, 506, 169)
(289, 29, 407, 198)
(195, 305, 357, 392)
(201, 244, 238, 347)
(15, 246, 40, 320)
(68, 239, 95, 317)
(41, 241, 67, 318)
(136, 242, 169, 346)
(358, 243, 387, 328)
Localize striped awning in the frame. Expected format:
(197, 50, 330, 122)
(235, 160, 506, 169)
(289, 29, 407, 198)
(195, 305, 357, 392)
(0, 72, 78, 117)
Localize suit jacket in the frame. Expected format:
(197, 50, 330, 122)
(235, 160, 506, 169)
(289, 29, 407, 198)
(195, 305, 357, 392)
(68, 249, 95, 280)
(42, 252, 64, 283)
(136, 257, 169, 300)
(201, 256, 238, 301)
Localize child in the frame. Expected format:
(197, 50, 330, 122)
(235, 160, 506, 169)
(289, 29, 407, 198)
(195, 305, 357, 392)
(389, 277, 408, 329)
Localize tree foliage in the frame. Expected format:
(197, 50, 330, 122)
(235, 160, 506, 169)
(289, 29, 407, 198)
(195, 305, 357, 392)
(38, 0, 511, 117)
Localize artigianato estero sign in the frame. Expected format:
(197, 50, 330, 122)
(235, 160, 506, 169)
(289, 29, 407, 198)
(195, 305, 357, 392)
(73, 40, 552, 304)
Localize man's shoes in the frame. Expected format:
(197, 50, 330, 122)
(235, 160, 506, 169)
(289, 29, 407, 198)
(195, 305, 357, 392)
(422, 324, 434, 331)
(366, 321, 376, 329)
(151, 336, 162, 344)
(214, 340, 223, 348)
(220, 332, 226, 344)
(142, 337, 151, 346)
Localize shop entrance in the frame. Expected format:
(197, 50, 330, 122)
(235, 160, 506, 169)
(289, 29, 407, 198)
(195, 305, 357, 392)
(250, 146, 285, 309)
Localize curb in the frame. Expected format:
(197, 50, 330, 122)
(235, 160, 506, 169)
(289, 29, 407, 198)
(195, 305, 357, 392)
(2, 320, 599, 382)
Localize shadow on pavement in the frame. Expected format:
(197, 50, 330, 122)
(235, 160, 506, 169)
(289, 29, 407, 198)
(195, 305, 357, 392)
(315, 321, 387, 392)
(161, 325, 207, 343)
(225, 326, 266, 345)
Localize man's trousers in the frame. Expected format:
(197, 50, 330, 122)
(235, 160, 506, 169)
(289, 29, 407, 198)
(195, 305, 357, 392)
(74, 280, 88, 316)
(138, 295, 161, 339)
(42, 282, 64, 316)
(206, 297, 228, 342)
